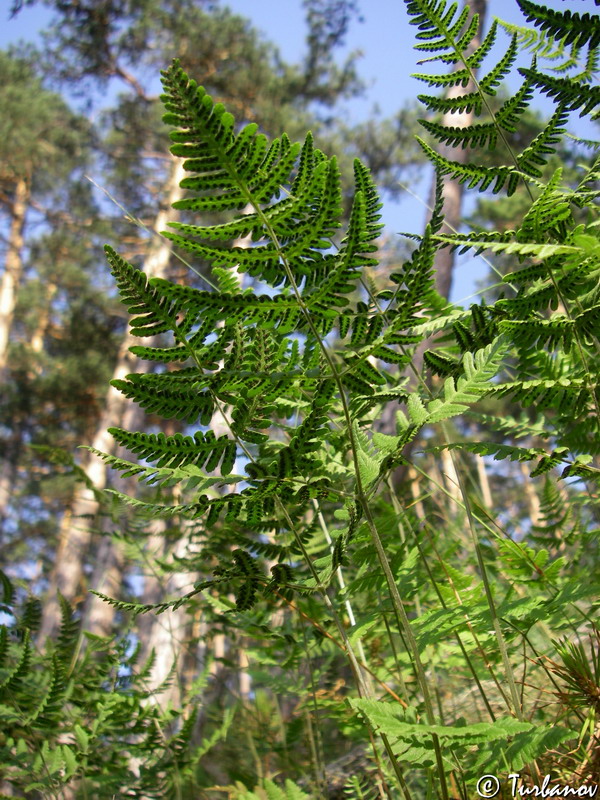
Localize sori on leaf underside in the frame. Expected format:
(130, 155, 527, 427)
(100, 57, 449, 537)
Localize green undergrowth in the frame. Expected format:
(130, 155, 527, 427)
(2, 0, 599, 797)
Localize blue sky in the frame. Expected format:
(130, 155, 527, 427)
(1, 0, 597, 304)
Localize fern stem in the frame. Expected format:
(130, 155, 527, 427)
(358, 498, 451, 799)
(440, 421, 524, 721)
(312, 499, 375, 695)
(253, 206, 450, 799)
(379, 591, 411, 701)
(298, 622, 328, 800)
(223, 178, 441, 793)
(387, 482, 499, 722)
(277, 502, 414, 800)
(408, 462, 517, 713)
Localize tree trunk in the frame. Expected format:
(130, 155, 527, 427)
(28, 281, 57, 360)
(135, 216, 254, 703)
(136, 529, 195, 709)
(39, 159, 186, 641)
(0, 176, 30, 532)
(426, 0, 488, 301)
(0, 176, 29, 371)
(377, 0, 488, 478)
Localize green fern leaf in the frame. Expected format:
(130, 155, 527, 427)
(108, 427, 236, 477)
(111, 374, 214, 425)
(416, 137, 521, 194)
(424, 337, 508, 424)
(517, 0, 600, 52)
(413, 20, 501, 84)
(436, 237, 577, 259)
(351, 698, 532, 751)
(104, 246, 181, 338)
(517, 103, 569, 177)
(519, 66, 600, 116)
(0, 632, 30, 693)
(488, 377, 588, 413)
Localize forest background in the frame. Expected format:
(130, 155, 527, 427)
(0, 0, 598, 798)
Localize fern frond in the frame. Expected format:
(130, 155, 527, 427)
(479, 33, 519, 96)
(104, 246, 182, 338)
(419, 71, 531, 150)
(23, 657, 67, 728)
(517, 103, 569, 177)
(0, 632, 30, 693)
(413, 22, 495, 84)
(424, 349, 461, 376)
(108, 427, 236, 476)
(417, 88, 483, 115)
(416, 137, 522, 194)
(467, 411, 551, 440)
(406, 0, 481, 62)
(517, 0, 600, 52)
(55, 592, 79, 669)
(20, 596, 42, 633)
(85, 447, 243, 491)
(436, 236, 576, 259)
(488, 377, 589, 413)
(111, 374, 214, 425)
(519, 66, 600, 116)
(497, 18, 590, 71)
(423, 336, 509, 424)
(160, 62, 370, 296)
(499, 305, 600, 351)
(88, 585, 209, 616)
(429, 441, 572, 477)
(575, 45, 600, 84)
(0, 569, 14, 608)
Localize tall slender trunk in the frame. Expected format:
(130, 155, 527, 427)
(136, 216, 253, 704)
(39, 159, 186, 641)
(519, 461, 541, 528)
(377, 0, 488, 482)
(476, 455, 493, 509)
(29, 281, 57, 359)
(0, 176, 30, 533)
(426, 0, 488, 300)
(0, 176, 29, 371)
(136, 528, 195, 709)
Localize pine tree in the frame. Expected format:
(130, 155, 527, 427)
(0, 49, 93, 533)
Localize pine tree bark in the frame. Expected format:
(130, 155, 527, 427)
(136, 220, 253, 705)
(377, 0, 488, 469)
(0, 176, 30, 532)
(427, 0, 488, 300)
(39, 159, 186, 641)
(0, 176, 29, 371)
